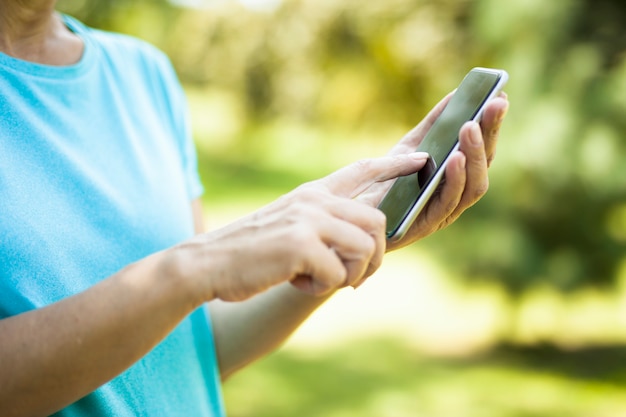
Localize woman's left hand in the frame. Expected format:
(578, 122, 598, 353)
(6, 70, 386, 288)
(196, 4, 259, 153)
(358, 92, 509, 251)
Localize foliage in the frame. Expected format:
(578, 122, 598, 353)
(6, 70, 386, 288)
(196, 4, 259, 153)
(56, 0, 626, 295)
(425, 0, 626, 293)
(53, 0, 626, 413)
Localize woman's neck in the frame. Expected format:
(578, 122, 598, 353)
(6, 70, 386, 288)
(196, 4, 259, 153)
(0, 2, 83, 65)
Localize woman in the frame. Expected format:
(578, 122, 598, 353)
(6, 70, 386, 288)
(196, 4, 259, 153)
(0, 1, 509, 416)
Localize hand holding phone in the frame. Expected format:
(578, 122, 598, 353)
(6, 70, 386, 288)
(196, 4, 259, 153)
(377, 67, 509, 242)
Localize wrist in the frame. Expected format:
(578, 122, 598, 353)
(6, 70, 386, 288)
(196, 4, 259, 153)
(157, 243, 214, 310)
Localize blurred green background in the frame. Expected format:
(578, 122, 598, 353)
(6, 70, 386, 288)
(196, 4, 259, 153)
(58, 0, 626, 415)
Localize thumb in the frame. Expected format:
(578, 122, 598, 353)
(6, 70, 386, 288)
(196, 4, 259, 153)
(320, 152, 429, 198)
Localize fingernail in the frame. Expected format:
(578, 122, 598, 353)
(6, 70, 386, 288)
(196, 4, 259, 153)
(409, 152, 429, 160)
(469, 122, 482, 146)
(312, 281, 330, 295)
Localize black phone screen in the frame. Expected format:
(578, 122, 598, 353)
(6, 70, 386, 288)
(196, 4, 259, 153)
(378, 69, 503, 238)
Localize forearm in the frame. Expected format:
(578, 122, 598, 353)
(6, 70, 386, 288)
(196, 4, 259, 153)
(0, 251, 200, 417)
(209, 282, 333, 380)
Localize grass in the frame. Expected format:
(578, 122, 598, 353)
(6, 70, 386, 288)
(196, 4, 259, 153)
(222, 338, 626, 417)
(195, 146, 626, 417)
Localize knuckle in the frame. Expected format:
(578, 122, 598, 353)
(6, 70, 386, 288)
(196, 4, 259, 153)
(363, 235, 377, 257)
(284, 222, 318, 250)
(371, 207, 386, 223)
(490, 123, 502, 139)
(312, 280, 335, 296)
(486, 127, 501, 145)
(291, 186, 326, 204)
(289, 201, 311, 216)
(472, 179, 490, 201)
(440, 216, 455, 230)
(369, 256, 383, 273)
(353, 236, 377, 265)
(371, 209, 387, 234)
(286, 200, 321, 223)
(444, 199, 459, 216)
(353, 158, 374, 173)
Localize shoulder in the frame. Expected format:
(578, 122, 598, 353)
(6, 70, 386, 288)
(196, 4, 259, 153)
(63, 14, 185, 113)
(63, 14, 176, 79)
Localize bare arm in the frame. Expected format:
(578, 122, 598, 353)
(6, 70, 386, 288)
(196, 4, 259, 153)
(0, 251, 201, 417)
(0, 154, 425, 416)
(209, 284, 332, 380)
(193, 199, 331, 380)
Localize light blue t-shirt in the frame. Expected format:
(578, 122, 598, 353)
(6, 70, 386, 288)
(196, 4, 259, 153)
(0, 15, 226, 416)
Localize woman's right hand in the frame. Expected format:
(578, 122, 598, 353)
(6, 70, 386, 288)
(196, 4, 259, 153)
(172, 152, 429, 303)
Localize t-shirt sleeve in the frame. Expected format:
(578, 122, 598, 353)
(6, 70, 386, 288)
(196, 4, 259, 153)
(151, 49, 205, 201)
(175, 92, 205, 201)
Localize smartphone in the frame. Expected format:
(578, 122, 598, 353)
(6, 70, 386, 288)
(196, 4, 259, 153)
(378, 67, 508, 242)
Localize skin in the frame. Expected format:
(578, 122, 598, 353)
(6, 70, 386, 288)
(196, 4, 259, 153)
(0, 2, 509, 416)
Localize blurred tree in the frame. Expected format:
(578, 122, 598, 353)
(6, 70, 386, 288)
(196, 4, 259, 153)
(430, 0, 626, 294)
(55, 0, 626, 296)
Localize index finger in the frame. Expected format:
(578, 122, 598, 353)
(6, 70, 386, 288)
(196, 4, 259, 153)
(319, 152, 429, 198)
